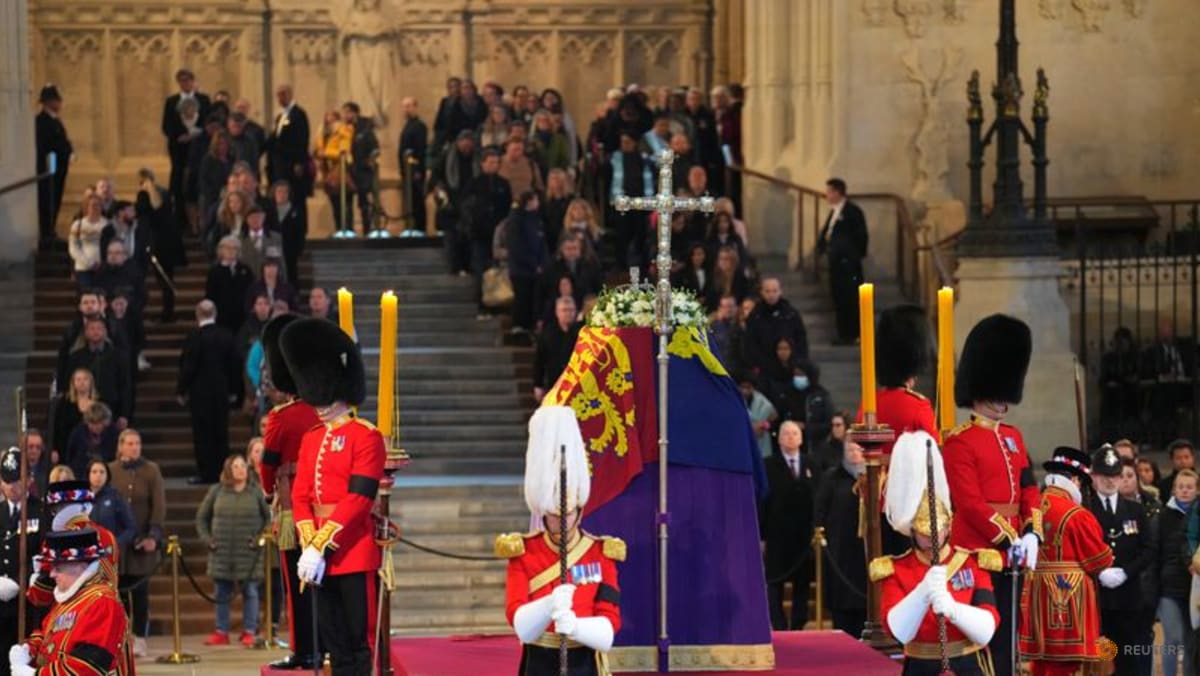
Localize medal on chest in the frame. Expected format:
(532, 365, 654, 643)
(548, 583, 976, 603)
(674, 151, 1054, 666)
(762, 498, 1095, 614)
(950, 568, 975, 591)
(569, 562, 602, 585)
(1003, 436, 1019, 454)
(330, 435, 346, 453)
(52, 610, 77, 632)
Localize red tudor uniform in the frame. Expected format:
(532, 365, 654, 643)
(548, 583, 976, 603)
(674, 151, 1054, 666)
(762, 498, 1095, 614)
(1019, 485, 1113, 676)
(25, 578, 127, 676)
(498, 532, 624, 675)
(875, 547, 1003, 672)
(943, 415, 1042, 551)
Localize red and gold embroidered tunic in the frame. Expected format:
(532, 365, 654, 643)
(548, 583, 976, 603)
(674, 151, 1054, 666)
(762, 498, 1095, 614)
(26, 577, 127, 676)
(1018, 485, 1113, 662)
(259, 399, 321, 509)
(858, 387, 940, 456)
(499, 531, 623, 634)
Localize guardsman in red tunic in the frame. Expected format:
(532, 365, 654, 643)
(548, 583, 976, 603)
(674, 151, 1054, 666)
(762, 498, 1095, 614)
(1019, 447, 1113, 676)
(25, 480, 133, 676)
(873, 431, 1002, 675)
(9, 529, 128, 676)
(861, 305, 939, 555)
(496, 406, 623, 676)
(257, 313, 324, 671)
(281, 318, 386, 676)
(942, 314, 1043, 676)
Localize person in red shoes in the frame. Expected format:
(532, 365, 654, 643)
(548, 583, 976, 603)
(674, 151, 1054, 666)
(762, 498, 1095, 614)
(496, 405, 624, 675)
(1019, 447, 1113, 676)
(873, 430, 1002, 676)
(281, 317, 385, 676)
(9, 529, 127, 676)
(257, 313, 322, 671)
(942, 314, 1043, 676)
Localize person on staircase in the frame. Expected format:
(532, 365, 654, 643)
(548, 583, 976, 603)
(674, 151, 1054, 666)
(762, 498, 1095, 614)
(64, 318, 131, 432)
(463, 148, 513, 320)
(177, 299, 243, 485)
(815, 178, 868, 346)
(743, 278, 809, 372)
(257, 313, 323, 671)
(533, 296, 580, 403)
(496, 405, 625, 675)
(205, 235, 256, 335)
(136, 167, 185, 324)
(282, 317, 386, 676)
(53, 289, 130, 398)
(107, 427, 165, 654)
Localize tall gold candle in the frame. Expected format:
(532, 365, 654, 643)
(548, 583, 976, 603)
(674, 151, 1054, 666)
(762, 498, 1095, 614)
(337, 287, 356, 340)
(937, 287, 955, 433)
(377, 291, 398, 435)
(858, 283, 877, 415)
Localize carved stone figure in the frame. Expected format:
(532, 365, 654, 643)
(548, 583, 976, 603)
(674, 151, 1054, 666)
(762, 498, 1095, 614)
(338, 0, 396, 127)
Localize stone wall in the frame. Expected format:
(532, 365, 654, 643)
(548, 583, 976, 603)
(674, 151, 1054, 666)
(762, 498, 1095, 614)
(0, 0, 36, 260)
(28, 0, 716, 233)
(744, 0, 1200, 266)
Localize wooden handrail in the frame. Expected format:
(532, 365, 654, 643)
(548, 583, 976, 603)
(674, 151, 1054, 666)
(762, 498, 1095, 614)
(0, 172, 51, 199)
(726, 163, 824, 199)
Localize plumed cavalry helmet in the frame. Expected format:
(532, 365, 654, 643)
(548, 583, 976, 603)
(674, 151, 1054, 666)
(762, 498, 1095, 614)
(279, 317, 366, 407)
(876, 304, 932, 388)
(954, 314, 1032, 408)
(261, 313, 301, 395)
(524, 406, 591, 517)
(885, 431, 952, 538)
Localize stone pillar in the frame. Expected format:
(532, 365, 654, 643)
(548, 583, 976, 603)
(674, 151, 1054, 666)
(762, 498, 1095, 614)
(712, 0, 744, 86)
(0, 0, 37, 261)
(954, 257, 1078, 460)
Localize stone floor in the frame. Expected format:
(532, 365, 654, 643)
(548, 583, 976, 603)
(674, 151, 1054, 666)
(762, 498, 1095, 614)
(135, 635, 288, 676)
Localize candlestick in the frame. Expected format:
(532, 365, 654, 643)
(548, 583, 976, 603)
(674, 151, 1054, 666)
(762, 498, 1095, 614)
(377, 291, 398, 435)
(858, 283, 877, 414)
(337, 287, 356, 340)
(937, 287, 955, 433)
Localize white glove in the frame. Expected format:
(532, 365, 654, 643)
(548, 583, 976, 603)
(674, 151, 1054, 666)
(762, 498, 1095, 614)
(922, 565, 948, 600)
(1098, 567, 1128, 589)
(567, 616, 615, 651)
(946, 602, 998, 646)
(0, 576, 18, 602)
(296, 546, 325, 585)
(512, 595, 556, 643)
(886, 582, 932, 644)
(551, 584, 576, 614)
(931, 589, 959, 623)
(8, 643, 31, 667)
(12, 662, 35, 676)
(1019, 533, 1040, 570)
(553, 608, 578, 636)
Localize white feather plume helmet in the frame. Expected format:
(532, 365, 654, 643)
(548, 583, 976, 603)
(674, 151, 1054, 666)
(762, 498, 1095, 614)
(884, 430, 952, 537)
(523, 406, 591, 516)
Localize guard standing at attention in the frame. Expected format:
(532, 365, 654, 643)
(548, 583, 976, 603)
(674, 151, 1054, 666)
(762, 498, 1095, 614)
(282, 317, 386, 676)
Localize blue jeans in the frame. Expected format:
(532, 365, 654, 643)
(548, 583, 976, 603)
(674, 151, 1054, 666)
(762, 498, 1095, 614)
(214, 578, 260, 634)
(1158, 596, 1194, 676)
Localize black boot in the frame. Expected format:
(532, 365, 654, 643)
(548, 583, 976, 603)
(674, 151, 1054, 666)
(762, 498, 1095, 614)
(268, 653, 318, 670)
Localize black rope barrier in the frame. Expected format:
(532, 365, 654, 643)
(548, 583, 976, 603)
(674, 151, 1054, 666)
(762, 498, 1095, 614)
(397, 536, 500, 562)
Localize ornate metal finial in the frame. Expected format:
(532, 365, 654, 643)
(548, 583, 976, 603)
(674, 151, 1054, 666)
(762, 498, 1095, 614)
(966, 69, 982, 121)
(1032, 67, 1050, 120)
(1000, 72, 1023, 117)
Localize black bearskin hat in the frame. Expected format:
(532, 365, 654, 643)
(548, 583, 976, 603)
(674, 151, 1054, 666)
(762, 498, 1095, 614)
(261, 313, 301, 395)
(279, 318, 366, 407)
(953, 314, 1032, 408)
(875, 305, 931, 388)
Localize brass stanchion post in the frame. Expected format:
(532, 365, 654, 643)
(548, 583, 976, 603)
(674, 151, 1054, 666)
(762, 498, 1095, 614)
(254, 529, 280, 650)
(811, 527, 826, 630)
(156, 535, 200, 664)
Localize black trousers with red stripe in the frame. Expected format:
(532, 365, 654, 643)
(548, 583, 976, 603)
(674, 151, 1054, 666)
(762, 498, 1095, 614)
(318, 571, 378, 676)
(280, 547, 319, 660)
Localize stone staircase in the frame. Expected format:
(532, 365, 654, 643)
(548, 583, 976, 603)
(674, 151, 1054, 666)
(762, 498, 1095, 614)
(756, 255, 911, 414)
(0, 262, 35, 442)
(306, 242, 533, 635)
(25, 237, 314, 635)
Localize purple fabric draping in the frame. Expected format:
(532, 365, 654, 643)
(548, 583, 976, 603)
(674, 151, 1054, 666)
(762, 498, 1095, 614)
(586, 463, 772, 648)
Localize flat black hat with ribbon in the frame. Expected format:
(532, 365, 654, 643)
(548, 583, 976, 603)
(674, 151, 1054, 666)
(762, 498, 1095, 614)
(45, 480, 94, 505)
(1090, 444, 1123, 478)
(1043, 446, 1092, 483)
(43, 528, 106, 564)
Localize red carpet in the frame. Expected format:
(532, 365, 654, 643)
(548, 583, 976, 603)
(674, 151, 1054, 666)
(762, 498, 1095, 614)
(384, 631, 900, 675)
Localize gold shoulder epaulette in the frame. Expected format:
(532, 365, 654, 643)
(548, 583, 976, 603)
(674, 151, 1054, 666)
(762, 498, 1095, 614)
(868, 556, 895, 582)
(600, 536, 627, 562)
(494, 533, 525, 559)
(946, 420, 972, 438)
(353, 417, 377, 431)
(905, 387, 928, 401)
(975, 548, 1003, 572)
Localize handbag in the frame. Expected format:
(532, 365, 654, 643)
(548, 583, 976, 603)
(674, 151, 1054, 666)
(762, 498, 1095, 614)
(482, 265, 514, 308)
